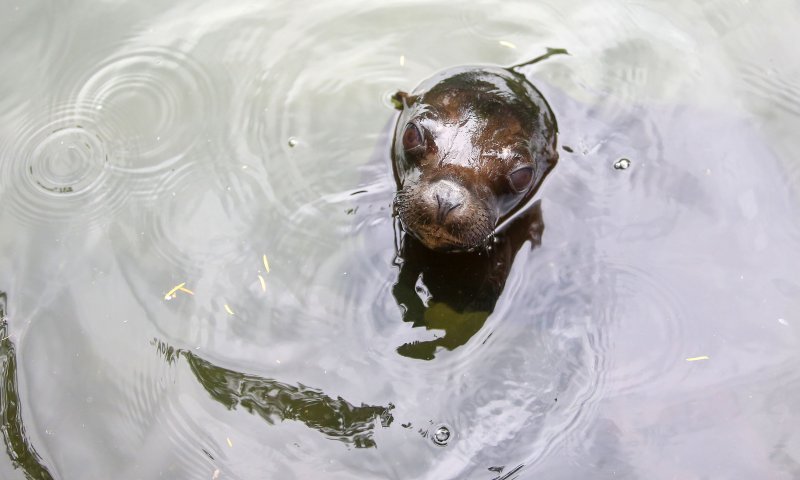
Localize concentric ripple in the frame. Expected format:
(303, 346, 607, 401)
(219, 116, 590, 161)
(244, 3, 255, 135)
(116, 343, 220, 479)
(0, 102, 130, 228)
(594, 260, 687, 395)
(459, 0, 561, 40)
(143, 163, 271, 272)
(75, 46, 219, 174)
(230, 10, 408, 220)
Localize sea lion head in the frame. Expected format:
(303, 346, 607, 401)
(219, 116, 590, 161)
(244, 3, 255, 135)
(391, 66, 558, 252)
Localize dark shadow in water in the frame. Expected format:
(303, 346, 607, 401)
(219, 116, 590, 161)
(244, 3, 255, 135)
(392, 201, 544, 360)
(154, 340, 393, 448)
(489, 463, 525, 480)
(0, 291, 54, 480)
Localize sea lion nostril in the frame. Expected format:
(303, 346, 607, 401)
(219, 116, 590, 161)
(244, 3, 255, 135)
(431, 181, 465, 222)
(434, 192, 462, 222)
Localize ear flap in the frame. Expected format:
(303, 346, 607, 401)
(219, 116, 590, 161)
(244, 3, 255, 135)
(391, 91, 417, 110)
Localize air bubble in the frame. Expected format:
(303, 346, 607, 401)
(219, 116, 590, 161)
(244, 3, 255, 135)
(614, 158, 631, 170)
(432, 425, 451, 446)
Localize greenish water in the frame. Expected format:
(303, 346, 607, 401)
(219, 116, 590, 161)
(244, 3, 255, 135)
(1, 0, 799, 478)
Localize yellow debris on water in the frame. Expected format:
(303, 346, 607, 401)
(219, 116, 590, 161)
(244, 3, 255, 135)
(164, 282, 193, 300)
(686, 355, 710, 362)
(226, 437, 233, 448)
(400, 55, 405, 66)
(499, 40, 517, 49)
(258, 274, 267, 292)
(224, 304, 235, 315)
(262, 254, 270, 273)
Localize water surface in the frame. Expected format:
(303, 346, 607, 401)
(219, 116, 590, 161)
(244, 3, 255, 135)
(1, 0, 800, 478)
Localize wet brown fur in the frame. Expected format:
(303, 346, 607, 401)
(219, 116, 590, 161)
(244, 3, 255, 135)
(392, 65, 558, 251)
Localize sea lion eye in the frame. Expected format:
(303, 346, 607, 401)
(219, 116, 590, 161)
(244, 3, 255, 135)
(402, 123, 424, 151)
(508, 166, 534, 193)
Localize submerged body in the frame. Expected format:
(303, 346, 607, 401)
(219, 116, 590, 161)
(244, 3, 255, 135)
(391, 65, 559, 251)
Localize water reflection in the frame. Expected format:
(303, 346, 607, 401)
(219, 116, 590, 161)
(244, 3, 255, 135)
(0, 292, 53, 480)
(392, 201, 544, 360)
(154, 340, 393, 449)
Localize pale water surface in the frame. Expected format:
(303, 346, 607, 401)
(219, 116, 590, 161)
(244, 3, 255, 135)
(1, 0, 800, 479)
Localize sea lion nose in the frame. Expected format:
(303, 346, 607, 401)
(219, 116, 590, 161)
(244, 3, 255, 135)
(430, 180, 465, 223)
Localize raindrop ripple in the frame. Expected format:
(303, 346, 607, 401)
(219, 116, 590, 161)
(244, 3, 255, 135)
(75, 46, 219, 177)
(0, 102, 130, 228)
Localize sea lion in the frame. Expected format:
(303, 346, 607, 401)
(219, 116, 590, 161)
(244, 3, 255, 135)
(391, 61, 559, 252)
